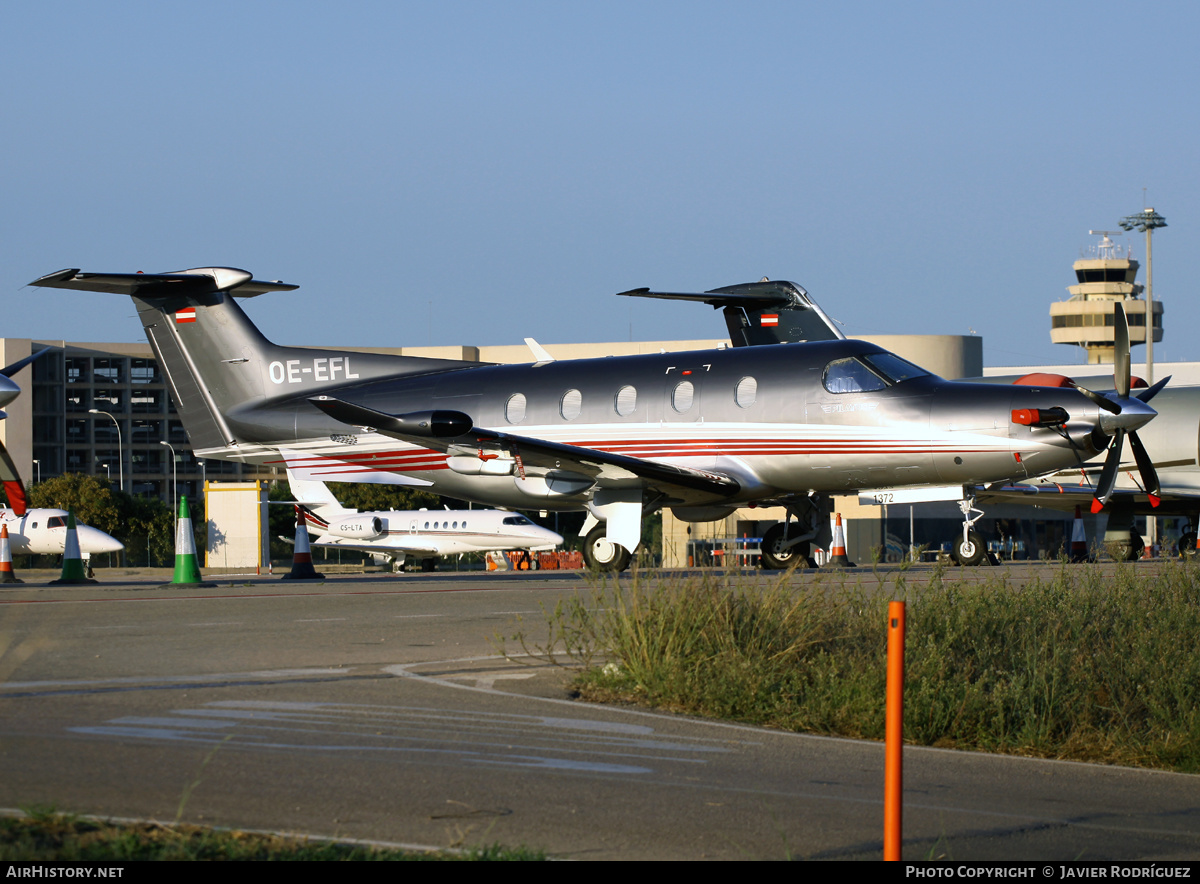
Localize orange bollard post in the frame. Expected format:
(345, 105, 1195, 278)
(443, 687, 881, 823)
(884, 600, 905, 861)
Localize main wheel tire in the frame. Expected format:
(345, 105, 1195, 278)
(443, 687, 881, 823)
(760, 523, 807, 570)
(951, 530, 986, 566)
(583, 526, 632, 572)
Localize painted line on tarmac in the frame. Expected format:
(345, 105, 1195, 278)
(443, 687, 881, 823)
(0, 582, 580, 605)
(0, 667, 366, 698)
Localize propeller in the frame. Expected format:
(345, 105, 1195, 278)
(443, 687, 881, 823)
(1067, 304, 1164, 512)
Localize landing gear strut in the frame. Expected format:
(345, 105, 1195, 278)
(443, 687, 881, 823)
(949, 493, 990, 566)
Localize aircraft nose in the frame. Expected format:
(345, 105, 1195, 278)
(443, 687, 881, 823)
(78, 525, 124, 554)
(1098, 397, 1157, 435)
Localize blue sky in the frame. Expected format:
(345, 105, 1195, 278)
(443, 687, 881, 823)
(5, 1, 1196, 367)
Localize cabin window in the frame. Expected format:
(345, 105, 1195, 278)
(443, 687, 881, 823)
(672, 381, 694, 413)
(735, 376, 757, 408)
(560, 389, 582, 421)
(823, 358, 887, 394)
(615, 385, 637, 416)
(424, 521, 429, 529)
(505, 393, 527, 424)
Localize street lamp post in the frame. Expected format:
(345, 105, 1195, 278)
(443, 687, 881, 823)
(1119, 207, 1168, 557)
(88, 409, 124, 494)
(1119, 208, 1167, 385)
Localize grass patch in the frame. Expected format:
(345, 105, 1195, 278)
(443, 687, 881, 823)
(512, 563, 1200, 771)
(0, 808, 545, 861)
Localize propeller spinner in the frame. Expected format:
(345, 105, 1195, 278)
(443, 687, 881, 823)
(1067, 304, 1166, 512)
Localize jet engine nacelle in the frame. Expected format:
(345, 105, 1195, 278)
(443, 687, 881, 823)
(324, 516, 385, 540)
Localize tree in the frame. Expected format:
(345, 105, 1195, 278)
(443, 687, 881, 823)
(28, 474, 122, 536)
(326, 482, 441, 512)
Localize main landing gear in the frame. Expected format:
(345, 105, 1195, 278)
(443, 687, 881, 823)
(759, 494, 829, 570)
(582, 525, 633, 572)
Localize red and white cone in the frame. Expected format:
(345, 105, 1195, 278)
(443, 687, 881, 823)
(281, 507, 324, 580)
(822, 513, 854, 568)
(1069, 505, 1088, 563)
(0, 523, 22, 583)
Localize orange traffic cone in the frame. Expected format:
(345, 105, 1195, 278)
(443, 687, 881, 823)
(822, 513, 854, 568)
(281, 507, 324, 580)
(1069, 506, 1088, 563)
(0, 523, 22, 583)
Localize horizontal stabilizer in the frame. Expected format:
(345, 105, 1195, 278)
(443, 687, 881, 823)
(30, 268, 298, 298)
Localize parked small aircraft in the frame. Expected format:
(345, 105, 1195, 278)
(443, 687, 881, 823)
(32, 266, 1161, 570)
(286, 468, 562, 570)
(0, 507, 124, 559)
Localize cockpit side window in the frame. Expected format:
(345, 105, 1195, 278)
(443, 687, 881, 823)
(862, 353, 930, 384)
(823, 357, 888, 394)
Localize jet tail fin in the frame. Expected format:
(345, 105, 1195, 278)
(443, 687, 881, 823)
(285, 468, 349, 516)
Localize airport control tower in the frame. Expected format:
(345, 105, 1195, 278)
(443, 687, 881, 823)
(1049, 230, 1162, 364)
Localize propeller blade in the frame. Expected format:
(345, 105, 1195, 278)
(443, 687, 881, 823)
(1091, 429, 1125, 513)
(1114, 302, 1130, 398)
(1136, 375, 1171, 403)
(0, 347, 51, 379)
(1069, 381, 1122, 415)
(1128, 430, 1161, 507)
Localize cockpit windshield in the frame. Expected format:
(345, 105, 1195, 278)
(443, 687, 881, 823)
(822, 354, 929, 394)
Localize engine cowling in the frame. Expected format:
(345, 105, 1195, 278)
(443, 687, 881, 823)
(323, 516, 385, 540)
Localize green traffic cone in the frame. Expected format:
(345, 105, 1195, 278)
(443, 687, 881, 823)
(161, 497, 216, 588)
(50, 509, 98, 585)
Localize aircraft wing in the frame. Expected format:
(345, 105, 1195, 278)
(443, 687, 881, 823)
(309, 397, 741, 500)
(309, 536, 443, 556)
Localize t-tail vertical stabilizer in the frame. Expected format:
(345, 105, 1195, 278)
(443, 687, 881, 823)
(30, 267, 478, 458)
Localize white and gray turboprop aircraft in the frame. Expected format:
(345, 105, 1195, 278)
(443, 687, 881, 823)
(32, 266, 1161, 570)
(286, 468, 563, 571)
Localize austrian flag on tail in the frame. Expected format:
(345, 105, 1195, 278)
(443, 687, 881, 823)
(175, 307, 197, 323)
(760, 314, 779, 327)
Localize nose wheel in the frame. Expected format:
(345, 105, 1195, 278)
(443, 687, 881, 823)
(950, 530, 986, 566)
